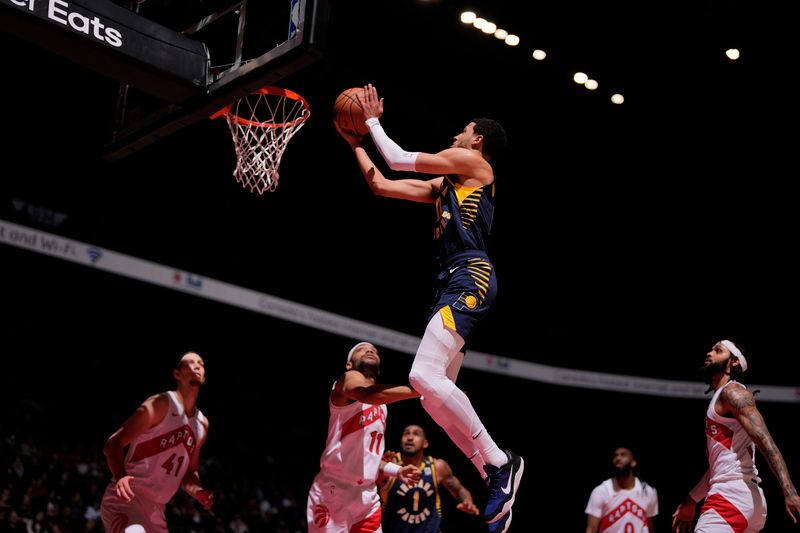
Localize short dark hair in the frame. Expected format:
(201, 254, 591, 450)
(404, 424, 427, 440)
(472, 118, 507, 162)
(618, 446, 634, 455)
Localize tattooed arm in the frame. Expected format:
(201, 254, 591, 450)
(721, 383, 800, 524)
(434, 458, 479, 516)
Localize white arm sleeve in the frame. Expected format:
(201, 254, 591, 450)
(365, 117, 419, 171)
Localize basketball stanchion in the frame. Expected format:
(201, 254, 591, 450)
(211, 86, 310, 194)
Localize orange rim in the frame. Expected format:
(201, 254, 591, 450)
(209, 86, 310, 128)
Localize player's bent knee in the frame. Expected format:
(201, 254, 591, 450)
(409, 369, 454, 409)
(409, 369, 438, 400)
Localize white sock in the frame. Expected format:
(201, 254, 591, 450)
(442, 419, 486, 475)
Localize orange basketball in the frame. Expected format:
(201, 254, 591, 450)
(334, 87, 370, 137)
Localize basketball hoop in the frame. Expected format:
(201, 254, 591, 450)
(211, 86, 310, 194)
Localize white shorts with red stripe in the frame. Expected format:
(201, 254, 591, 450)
(307, 474, 382, 533)
(100, 483, 168, 533)
(696, 479, 767, 533)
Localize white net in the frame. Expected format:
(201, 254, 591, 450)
(215, 87, 310, 195)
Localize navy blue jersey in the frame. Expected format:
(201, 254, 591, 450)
(382, 455, 442, 533)
(433, 175, 495, 270)
(428, 175, 497, 341)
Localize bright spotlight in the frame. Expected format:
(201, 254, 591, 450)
(473, 17, 487, 30)
(460, 11, 476, 23)
(494, 29, 508, 40)
(725, 48, 740, 60)
(573, 72, 588, 84)
(504, 34, 520, 46)
(482, 22, 497, 34)
(532, 49, 546, 60)
(611, 94, 625, 104)
(585, 79, 598, 90)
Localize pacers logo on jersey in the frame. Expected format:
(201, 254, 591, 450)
(453, 292, 479, 310)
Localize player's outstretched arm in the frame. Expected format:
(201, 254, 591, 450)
(435, 458, 479, 515)
(339, 370, 420, 405)
(723, 384, 800, 523)
(335, 120, 440, 203)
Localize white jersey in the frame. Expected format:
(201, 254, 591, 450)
(585, 477, 659, 533)
(122, 391, 206, 504)
(317, 386, 387, 486)
(705, 381, 760, 485)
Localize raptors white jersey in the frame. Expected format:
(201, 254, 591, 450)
(122, 391, 206, 504)
(585, 478, 659, 533)
(318, 387, 387, 486)
(705, 381, 760, 485)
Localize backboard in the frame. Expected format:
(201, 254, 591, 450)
(102, 0, 328, 160)
(2, 0, 327, 161)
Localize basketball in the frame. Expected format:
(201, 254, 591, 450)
(334, 87, 370, 137)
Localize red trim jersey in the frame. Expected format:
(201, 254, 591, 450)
(122, 391, 206, 504)
(318, 389, 388, 486)
(585, 478, 659, 533)
(705, 381, 760, 485)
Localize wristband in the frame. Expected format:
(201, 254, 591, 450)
(382, 462, 402, 477)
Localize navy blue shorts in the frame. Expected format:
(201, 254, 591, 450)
(428, 252, 497, 341)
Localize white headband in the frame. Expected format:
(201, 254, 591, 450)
(347, 341, 372, 363)
(720, 340, 748, 372)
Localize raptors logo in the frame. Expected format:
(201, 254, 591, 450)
(313, 504, 331, 527)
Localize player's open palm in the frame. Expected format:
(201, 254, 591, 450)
(356, 84, 383, 121)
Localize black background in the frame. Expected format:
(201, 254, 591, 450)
(2, 0, 799, 531)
